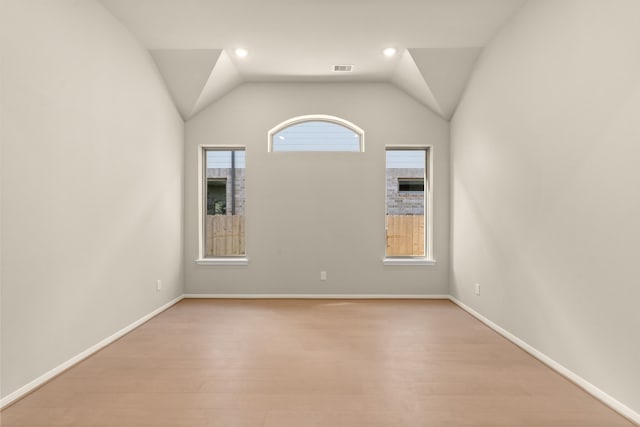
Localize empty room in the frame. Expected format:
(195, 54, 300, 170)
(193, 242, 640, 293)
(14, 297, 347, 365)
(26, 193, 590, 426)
(1, 0, 639, 426)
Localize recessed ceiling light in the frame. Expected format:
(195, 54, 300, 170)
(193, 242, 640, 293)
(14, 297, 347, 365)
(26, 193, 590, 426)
(234, 48, 248, 58)
(383, 47, 397, 57)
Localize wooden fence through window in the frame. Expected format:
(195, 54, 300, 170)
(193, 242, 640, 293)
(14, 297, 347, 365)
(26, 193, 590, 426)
(386, 215, 425, 256)
(206, 214, 423, 257)
(205, 215, 245, 256)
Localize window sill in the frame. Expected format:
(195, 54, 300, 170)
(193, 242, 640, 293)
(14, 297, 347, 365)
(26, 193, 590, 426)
(383, 258, 436, 266)
(196, 258, 249, 266)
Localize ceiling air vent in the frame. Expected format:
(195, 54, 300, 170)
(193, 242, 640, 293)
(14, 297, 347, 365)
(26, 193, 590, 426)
(333, 65, 353, 72)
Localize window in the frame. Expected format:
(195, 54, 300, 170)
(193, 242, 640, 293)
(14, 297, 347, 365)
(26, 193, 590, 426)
(398, 178, 424, 192)
(207, 179, 227, 215)
(198, 147, 246, 263)
(385, 148, 432, 262)
(269, 115, 364, 152)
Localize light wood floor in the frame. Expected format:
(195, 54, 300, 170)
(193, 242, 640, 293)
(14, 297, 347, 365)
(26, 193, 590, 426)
(2, 299, 635, 427)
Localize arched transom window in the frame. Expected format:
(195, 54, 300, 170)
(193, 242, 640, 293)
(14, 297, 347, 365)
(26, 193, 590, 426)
(268, 115, 364, 152)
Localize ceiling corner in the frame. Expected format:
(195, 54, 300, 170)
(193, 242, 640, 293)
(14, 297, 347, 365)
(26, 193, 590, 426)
(149, 49, 223, 120)
(409, 47, 483, 120)
(190, 51, 244, 119)
(391, 50, 446, 119)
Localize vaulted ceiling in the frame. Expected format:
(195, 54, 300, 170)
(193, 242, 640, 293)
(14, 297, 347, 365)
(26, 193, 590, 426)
(99, 0, 526, 120)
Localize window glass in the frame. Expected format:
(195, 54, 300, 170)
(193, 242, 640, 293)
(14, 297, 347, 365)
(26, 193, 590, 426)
(272, 120, 361, 152)
(386, 149, 426, 257)
(203, 149, 245, 257)
(398, 178, 424, 192)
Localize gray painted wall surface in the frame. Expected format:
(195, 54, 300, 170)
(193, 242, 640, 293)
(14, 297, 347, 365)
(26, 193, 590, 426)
(186, 83, 449, 295)
(451, 0, 640, 414)
(1, 0, 184, 398)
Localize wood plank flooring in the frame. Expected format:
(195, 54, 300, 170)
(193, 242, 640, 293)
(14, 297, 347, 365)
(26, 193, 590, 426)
(1, 299, 635, 426)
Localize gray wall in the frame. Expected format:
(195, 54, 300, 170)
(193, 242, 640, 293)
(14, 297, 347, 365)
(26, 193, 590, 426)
(186, 83, 449, 295)
(451, 0, 640, 414)
(1, 0, 184, 398)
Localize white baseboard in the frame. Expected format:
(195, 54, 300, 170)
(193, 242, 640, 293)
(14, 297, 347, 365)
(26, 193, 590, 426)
(449, 297, 640, 426)
(0, 295, 184, 410)
(183, 293, 451, 299)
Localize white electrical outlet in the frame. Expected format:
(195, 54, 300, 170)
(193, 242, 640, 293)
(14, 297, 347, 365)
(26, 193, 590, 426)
(320, 271, 327, 281)
(156, 279, 162, 292)
(474, 283, 481, 296)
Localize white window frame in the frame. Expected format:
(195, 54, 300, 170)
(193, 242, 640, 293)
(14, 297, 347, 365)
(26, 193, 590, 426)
(267, 114, 365, 152)
(196, 145, 248, 266)
(383, 145, 435, 266)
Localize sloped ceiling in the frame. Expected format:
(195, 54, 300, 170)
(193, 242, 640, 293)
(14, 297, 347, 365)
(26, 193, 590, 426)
(150, 49, 242, 120)
(99, 0, 526, 120)
(149, 49, 221, 119)
(191, 51, 243, 117)
(403, 48, 483, 120)
(391, 50, 444, 117)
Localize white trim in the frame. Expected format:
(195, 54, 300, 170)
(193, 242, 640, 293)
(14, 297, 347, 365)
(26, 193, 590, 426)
(383, 258, 436, 266)
(449, 297, 640, 426)
(184, 293, 450, 299)
(195, 257, 249, 266)
(197, 145, 205, 259)
(267, 114, 365, 152)
(427, 146, 434, 261)
(0, 295, 184, 410)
